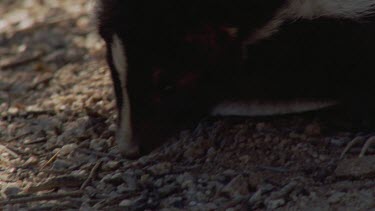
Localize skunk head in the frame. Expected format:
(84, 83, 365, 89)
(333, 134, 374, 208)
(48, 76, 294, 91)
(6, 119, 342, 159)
(97, 0, 284, 156)
(97, 0, 375, 157)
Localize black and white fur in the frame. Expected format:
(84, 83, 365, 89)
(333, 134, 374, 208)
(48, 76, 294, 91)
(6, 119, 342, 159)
(97, 0, 375, 158)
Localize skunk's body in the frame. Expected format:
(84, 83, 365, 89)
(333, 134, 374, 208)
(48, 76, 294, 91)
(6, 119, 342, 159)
(97, 0, 375, 158)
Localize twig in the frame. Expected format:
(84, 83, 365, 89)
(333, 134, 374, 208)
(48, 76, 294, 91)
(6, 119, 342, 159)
(256, 165, 289, 173)
(26, 175, 84, 193)
(40, 150, 60, 170)
(0, 144, 19, 158)
(0, 190, 83, 205)
(24, 137, 47, 145)
(28, 75, 54, 91)
(0, 52, 44, 70)
(76, 148, 117, 159)
(93, 194, 137, 210)
(6, 132, 33, 142)
(80, 160, 102, 190)
(2, 110, 56, 121)
(8, 14, 86, 36)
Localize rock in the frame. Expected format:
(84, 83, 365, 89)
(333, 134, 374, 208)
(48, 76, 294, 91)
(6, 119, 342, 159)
(45, 137, 59, 150)
(89, 138, 108, 152)
(221, 175, 249, 198)
(269, 181, 298, 200)
(335, 156, 375, 178)
(247, 172, 266, 188)
(147, 162, 172, 176)
(103, 173, 124, 185)
(183, 144, 206, 160)
(249, 189, 263, 207)
(119, 199, 134, 207)
(57, 118, 88, 142)
(249, 184, 274, 206)
(239, 155, 250, 163)
(188, 201, 197, 207)
(159, 183, 178, 197)
(44, 49, 66, 63)
(123, 173, 138, 191)
(1, 184, 21, 198)
(328, 191, 346, 204)
(211, 174, 226, 184)
(176, 173, 194, 185)
(101, 161, 120, 171)
(204, 202, 218, 210)
(181, 179, 195, 190)
(195, 191, 208, 202)
(84, 186, 97, 197)
(154, 178, 164, 188)
(116, 183, 129, 194)
(265, 198, 286, 210)
(160, 196, 184, 208)
(23, 156, 38, 166)
(26, 175, 84, 193)
(59, 143, 78, 156)
(131, 194, 150, 210)
(139, 174, 153, 187)
(52, 159, 72, 170)
(206, 147, 216, 157)
(222, 169, 237, 178)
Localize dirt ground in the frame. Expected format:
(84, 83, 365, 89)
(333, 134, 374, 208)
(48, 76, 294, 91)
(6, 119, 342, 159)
(0, 1, 374, 210)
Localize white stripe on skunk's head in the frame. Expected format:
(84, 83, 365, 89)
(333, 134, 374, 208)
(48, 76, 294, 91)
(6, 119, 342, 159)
(111, 34, 128, 84)
(110, 34, 140, 157)
(246, 0, 375, 44)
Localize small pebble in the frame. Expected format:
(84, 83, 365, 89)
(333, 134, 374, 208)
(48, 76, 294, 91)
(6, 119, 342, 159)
(265, 198, 286, 210)
(52, 159, 72, 170)
(328, 192, 346, 204)
(24, 156, 38, 166)
(222, 175, 249, 198)
(60, 143, 78, 156)
(1, 185, 21, 198)
(89, 138, 107, 151)
(147, 162, 172, 176)
(119, 199, 134, 207)
(102, 161, 120, 171)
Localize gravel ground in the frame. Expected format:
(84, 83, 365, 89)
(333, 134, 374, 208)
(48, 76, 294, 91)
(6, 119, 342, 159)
(0, 1, 374, 210)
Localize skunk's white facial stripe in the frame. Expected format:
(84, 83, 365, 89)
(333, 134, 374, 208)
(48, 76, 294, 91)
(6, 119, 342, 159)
(246, 0, 375, 45)
(111, 34, 135, 153)
(112, 34, 128, 83)
(211, 99, 338, 117)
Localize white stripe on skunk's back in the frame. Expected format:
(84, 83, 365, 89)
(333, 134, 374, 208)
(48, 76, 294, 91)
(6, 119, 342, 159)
(246, 0, 375, 45)
(286, 0, 375, 20)
(211, 99, 338, 117)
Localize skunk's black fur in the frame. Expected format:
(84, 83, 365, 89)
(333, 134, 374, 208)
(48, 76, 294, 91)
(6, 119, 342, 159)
(97, 0, 375, 157)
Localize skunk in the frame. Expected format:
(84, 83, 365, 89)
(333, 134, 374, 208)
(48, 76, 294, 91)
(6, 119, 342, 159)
(97, 0, 375, 158)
